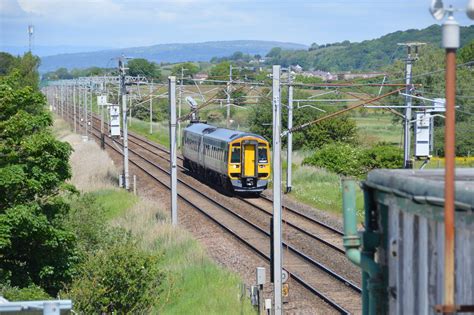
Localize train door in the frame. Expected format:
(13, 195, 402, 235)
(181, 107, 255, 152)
(241, 140, 257, 179)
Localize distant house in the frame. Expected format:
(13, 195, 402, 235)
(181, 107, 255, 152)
(336, 72, 386, 80)
(300, 70, 336, 81)
(293, 64, 303, 73)
(194, 72, 209, 83)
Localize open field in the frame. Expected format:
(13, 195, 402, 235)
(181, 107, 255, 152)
(353, 112, 402, 147)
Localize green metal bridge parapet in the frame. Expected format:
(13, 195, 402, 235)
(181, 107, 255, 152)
(348, 168, 474, 315)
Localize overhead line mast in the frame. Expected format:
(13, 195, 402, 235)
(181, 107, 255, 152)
(398, 42, 425, 169)
(119, 57, 130, 190)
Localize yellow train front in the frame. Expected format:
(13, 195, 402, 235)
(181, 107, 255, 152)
(182, 123, 270, 193)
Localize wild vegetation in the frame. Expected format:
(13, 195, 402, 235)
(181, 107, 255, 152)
(0, 51, 254, 313)
(28, 26, 474, 223)
(0, 52, 77, 296)
(263, 25, 474, 71)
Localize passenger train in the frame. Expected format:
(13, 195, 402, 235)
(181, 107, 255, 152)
(182, 123, 271, 193)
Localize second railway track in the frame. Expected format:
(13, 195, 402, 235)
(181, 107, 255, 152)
(72, 113, 362, 314)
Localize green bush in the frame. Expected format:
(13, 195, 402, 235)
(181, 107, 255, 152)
(361, 144, 403, 170)
(64, 194, 108, 254)
(206, 110, 225, 123)
(303, 142, 403, 177)
(66, 235, 164, 314)
(302, 142, 366, 177)
(133, 98, 168, 122)
(0, 284, 51, 301)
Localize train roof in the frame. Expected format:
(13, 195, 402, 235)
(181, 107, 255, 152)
(184, 123, 267, 143)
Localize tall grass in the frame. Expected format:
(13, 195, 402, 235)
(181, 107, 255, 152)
(54, 120, 119, 192)
(114, 198, 256, 315)
(54, 117, 255, 314)
(285, 151, 365, 220)
(129, 117, 170, 148)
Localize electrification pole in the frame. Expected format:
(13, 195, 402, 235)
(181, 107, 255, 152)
(286, 68, 293, 193)
(226, 65, 233, 128)
(178, 67, 186, 148)
(119, 57, 130, 190)
(73, 82, 77, 133)
(169, 76, 178, 225)
(89, 82, 93, 139)
(149, 81, 153, 134)
(83, 86, 88, 139)
(399, 42, 424, 168)
(272, 65, 283, 315)
(65, 84, 68, 119)
(60, 84, 64, 118)
(403, 46, 413, 169)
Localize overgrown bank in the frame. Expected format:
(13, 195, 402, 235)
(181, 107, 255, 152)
(0, 51, 254, 314)
(56, 122, 256, 314)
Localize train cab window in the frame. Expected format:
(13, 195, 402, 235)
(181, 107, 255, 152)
(231, 146, 241, 163)
(258, 146, 268, 163)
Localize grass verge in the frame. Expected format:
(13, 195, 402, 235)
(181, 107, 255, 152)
(55, 117, 254, 313)
(289, 164, 365, 220)
(282, 151, 365, 221)
(90, 189, 138, 220)
(129, 118, 170, 148)
(114, 197, 256, 315)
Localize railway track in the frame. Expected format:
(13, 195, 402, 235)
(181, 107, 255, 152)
(69, 113, 362, 314)
(119, 120, 348, 255)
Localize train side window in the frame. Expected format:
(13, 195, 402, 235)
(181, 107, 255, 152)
(258, 146, 268, 163)
(231, 146, 241, 163)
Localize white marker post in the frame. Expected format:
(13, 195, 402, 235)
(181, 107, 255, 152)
(272, 65, 283, 315)
(169, 76, 178, 225)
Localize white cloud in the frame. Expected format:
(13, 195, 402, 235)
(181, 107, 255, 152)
(0, 0, 28, 17)
(17, 0, 122, 18)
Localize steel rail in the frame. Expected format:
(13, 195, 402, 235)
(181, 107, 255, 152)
(94, 115, 346, 237)
(68, 112, 359, 313)
(86, 114, 357, 289)
(89, 124, 352, 314)
(109, 123, 346, 252)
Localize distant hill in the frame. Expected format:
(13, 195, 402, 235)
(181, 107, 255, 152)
(38, 40, 308, 72)
(0, 45, 113, 57)
(265, 24, 474, 72)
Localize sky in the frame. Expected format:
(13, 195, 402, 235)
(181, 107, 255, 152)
(1, 0, 473, 53)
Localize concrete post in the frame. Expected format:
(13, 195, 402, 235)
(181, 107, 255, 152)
(169, 76, 178, 225)
(271, 65, 282, 315)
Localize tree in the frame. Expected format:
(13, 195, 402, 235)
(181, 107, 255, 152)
(249, 88, 357, 149)
(0, 61, 78, 295)
(434, 119, 474, 156)
(209, 61, 232, 80)
(170, 62, 199, 77)
(56, 68, 73, 79)
(15, 53, 40, 90)
(127, 58, 161, 79)
(0, 53, 16, 76)
(385, 44, 474, 156)
(266, 47, 282, 58)
(309, 43, 319, 51)
(459, 39, 474, 63)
